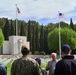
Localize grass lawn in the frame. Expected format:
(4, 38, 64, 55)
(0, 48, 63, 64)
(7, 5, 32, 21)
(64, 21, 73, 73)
(6, 60, 13, 75)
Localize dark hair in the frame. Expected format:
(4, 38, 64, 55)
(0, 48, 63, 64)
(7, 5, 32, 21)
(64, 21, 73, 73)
(21, 46, 30, 55)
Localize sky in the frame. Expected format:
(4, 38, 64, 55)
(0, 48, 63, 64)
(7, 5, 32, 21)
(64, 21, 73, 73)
(0, 0, 76, 25)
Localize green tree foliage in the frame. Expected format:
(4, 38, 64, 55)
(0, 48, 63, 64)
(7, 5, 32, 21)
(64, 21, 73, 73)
(14, 20, 16, 35)
(0, 18, 5, 29)
(1, 17, 76, 54)
(27, 20, 39, 53)
(27, 20, 32, 51)
(57, 21, 69, 28)
(70, 18, 74, 30)
(10, 20, 15, 35)
(34, 51, 40, 55)
(3, 19, 10, 40)
(20, 21, 26, 36)
(47, 22, 69, 32)
(27, 20, 31, 41)
(44, 27, 49, 53)
(31, 26, 35, 54)
(40, 25, 44, 51)
(48, 28, 76, 51)
(35, 24, 39, 51)
(22, 21, 27, 36)
(40, 51, 46, 55)
(29, 20, 39, 53)
(0, 28, 4, 47)
(74, 24, 76, 31)
(47, 23, 57, 32)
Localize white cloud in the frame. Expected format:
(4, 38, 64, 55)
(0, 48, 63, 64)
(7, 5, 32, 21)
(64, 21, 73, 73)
(0, 0, 76, 24)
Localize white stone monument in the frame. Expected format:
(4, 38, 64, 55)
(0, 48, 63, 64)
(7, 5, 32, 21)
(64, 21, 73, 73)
(3, 36, 30, 55)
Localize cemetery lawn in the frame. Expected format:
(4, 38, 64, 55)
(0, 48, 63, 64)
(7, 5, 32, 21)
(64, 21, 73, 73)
(6, 60, 13, 75)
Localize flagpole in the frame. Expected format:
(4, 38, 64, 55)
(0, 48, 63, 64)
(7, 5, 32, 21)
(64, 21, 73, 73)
(59, 22, 61, 58)
(16, 4, 18, 36)
(15, 4, 18, 55)
(58, 11, 61, 59)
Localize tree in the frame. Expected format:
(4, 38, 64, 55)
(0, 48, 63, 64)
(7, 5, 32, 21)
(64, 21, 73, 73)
(28, 20, 39, 53)
(10, 20, 15, 35)
(48, 28, 76, 51)
(31, 26, 35, 54)
(27, 20, 32, 51)
(0, 18, 5, 29)
(27, 20, 31, 41)
(0, 28, 4, 47)
(40, 25, 44, 51)
(14, 20, 16, 35)
(57, 21, 69, 28)
(44, 27, 49, 54)
(3, 19, 10, 40)
(35, 24, 39, 51)
(70, 18, 74, 30)
(20, 21, 26, 36)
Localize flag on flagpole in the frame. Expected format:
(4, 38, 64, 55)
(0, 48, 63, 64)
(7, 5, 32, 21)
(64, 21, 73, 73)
(59, 13, 64, 18)
(17, 7, 21, 14)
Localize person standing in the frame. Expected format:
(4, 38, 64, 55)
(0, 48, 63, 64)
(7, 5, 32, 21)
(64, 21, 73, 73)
(0, 63, 7, 75)
(46, 53, 57, 75)
(11, 45, 40, 75)
(54, 44, 76, 75)
(35, 58, 47, 75)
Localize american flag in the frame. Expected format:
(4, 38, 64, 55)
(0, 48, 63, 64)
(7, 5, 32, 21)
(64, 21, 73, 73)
(17, 7, 21, 14)
(59, 13, 64, 18)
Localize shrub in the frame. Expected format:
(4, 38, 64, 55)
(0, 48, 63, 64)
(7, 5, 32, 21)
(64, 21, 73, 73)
(0, 28, 4, 47)
(48, 27, 76, 51)
(40, 51, 46, 55)
(34, 51, 40, 55)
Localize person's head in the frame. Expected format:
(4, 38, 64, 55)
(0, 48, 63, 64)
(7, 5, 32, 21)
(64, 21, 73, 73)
(35, 58, 41, 66)
(51, 53, 57, 61)
(61, 44, 72, 56)
(21, 45, 30, 56)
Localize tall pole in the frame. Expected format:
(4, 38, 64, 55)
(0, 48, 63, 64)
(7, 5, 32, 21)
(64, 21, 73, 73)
(16, 4, 18, 36)
(59, 22, 61, 58)
(15, 4, 18, 55)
